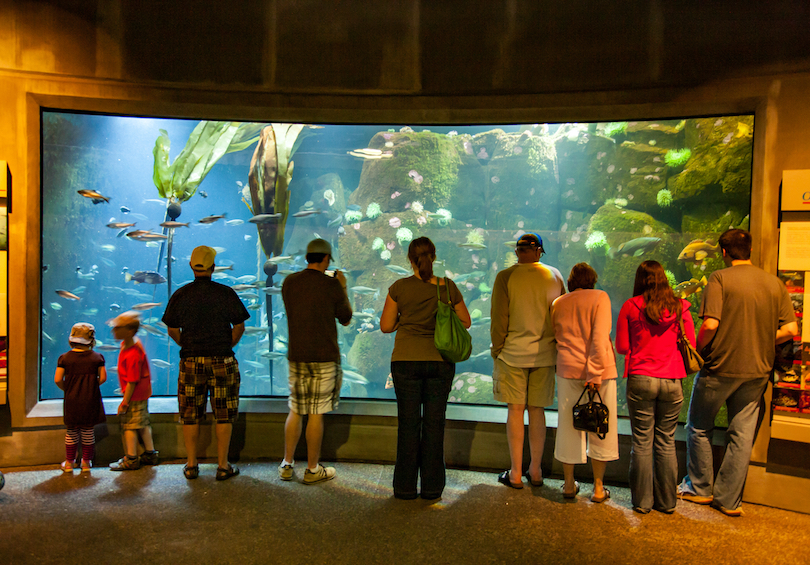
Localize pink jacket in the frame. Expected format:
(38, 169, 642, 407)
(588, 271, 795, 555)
(551, 289, 617, 385)
(615, 296, 696, 379)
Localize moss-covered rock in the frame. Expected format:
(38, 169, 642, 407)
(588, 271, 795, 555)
(346, 330, 394, 389)
(349, 131, 462, 214)
(668, 116, 754, 200)
(588, 204, 678, 305)
(448, 372, 498, 405)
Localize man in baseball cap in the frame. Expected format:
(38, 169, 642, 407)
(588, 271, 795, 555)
(491, 230, 565, 489)
(190, 245, 216, 272)
(279, 238, 352, 484)
(162, 244, 250, 481)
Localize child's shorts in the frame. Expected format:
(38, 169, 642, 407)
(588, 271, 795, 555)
(120, 400, 151, 430)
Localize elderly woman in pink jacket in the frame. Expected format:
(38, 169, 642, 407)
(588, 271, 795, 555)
(551, 263, 618, 503)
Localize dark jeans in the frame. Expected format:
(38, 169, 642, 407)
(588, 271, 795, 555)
(391, 360, 455, 498)
(626, 375, 683, 513)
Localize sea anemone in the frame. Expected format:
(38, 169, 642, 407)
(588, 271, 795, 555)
(665, 270, 677, 288)
(603, 122, 628, 137)
(345, 210, 363, 223)
(584, 231, 608, 251)
(470, 309, 482, 320)
(657, 189, 673, 207)
(436, 208, 452, 226)
(411, 201, 424, 214)
(465, 229, 485, 246)
(613, 198, 628, 208)
(380, 249, 392, 261)
(365, 202, 382, 219)
(396, 227, 414, 246)
(478, 282, 492, 293)
(664, 148, 692, 167)
(389, 217, 402, 228)
(372, 237, 385, 251)
(323, 189, 336, 207)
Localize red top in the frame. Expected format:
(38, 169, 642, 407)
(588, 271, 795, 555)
(117, 339, 152, 401)
(615, 296, 696, 379)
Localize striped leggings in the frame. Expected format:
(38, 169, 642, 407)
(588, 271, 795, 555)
(65, 427, 95, 463)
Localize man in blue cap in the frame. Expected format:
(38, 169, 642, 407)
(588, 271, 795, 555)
(490, 233, 565, 489)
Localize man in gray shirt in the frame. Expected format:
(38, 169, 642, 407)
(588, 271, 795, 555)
(279, 239, 352, 484)
(679, 229, 797, 516)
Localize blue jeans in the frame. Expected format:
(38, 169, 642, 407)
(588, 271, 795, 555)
(391, 361, 455, 498)
(682, 373, 768, 510)
(626, 375, 683, 512)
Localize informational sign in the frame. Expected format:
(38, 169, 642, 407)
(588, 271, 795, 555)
(778, 222, 810, 271)
(782, 170, 810, 211)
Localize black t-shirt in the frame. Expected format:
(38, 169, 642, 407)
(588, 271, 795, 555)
(162, 278, 251, 358)
(282, 269, 352, 362)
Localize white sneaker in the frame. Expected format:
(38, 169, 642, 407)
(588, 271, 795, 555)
(303, 464, 336, 485)
(278, 463, 294, 481)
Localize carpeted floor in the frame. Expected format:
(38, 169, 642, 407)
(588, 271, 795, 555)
(0, 461, 806, 565)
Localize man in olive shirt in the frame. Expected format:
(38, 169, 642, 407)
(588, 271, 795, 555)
(280, 239, 352, 484)
(680, 229, 797, 516)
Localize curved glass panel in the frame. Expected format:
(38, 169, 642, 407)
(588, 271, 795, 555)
(40, 112, 754, 419)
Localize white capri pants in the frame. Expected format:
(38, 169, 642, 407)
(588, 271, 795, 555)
(554, 376, 619, 465)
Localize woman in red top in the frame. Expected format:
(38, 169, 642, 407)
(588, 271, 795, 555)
(616, 261, 696, 514)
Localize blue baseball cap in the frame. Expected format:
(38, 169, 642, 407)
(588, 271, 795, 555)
(516, 232, 543, 251)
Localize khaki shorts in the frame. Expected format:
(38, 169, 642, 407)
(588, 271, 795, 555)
(492, 358, 555, 407)
(119, 399, 150, 430)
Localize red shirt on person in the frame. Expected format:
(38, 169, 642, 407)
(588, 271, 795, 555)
(117, 338, 152, 401)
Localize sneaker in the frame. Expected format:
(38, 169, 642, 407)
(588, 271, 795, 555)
(109, 456, 141, 471)
(303, 464, 336, 485)
(61, 460, 74, 473)
(278, 463, 294, 481)
(80, 460, 92, 473)
(677, 484, 713, 505)
(711, 501, 744, 517)
(139, 450, 159, 466)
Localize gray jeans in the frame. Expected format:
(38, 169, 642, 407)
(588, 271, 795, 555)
(681, 373, 768, 510)
(626, 375, 683, 512)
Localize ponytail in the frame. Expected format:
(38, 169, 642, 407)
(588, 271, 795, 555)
(408, 237, 436, 281)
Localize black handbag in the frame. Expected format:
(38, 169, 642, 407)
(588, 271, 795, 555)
(677, 313, 703, 374)
(572, 386, 610, 440)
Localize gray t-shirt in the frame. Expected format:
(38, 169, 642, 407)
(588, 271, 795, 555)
(699, 263, 795, 379)
(389, 276, 464, 362)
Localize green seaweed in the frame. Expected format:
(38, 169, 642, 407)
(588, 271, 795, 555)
(604, 122, 628, 138)
(152, 121, 263, 202)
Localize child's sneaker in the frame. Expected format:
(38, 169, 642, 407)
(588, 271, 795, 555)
(278, 463, 294, 481)
(109, 456, 141, 471)
(139, 450, 159, 466)
(80, 460, 92, 473)
(303, 464, 336, 485)
(61, 460, 74, 473)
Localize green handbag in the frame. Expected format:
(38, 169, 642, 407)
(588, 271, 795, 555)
(434, 278, 472, 362)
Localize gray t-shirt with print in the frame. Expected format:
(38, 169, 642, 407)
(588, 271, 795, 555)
(699, 263, 795, 379)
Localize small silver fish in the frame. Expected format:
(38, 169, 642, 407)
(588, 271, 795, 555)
(292, 209, 322, 218)
(77, 189, 110, 204)
(225, 219, 245, 226)
(159, 221, 190, 228)
(151, 359, 172, 368)
(199, 214, 226, 224)
(350, 286, 378, 295)
(56, 290, 81, 301)
(106, 222, 136, 229)
(131, 302, 162, 311)
(266, 256, 293, 265)
(249, 214, 282, 224)
(385, 265, 411, 276)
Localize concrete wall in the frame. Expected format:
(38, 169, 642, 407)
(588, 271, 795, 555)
(1, 1, 809, 507)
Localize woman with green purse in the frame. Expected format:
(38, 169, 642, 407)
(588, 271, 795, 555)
(380, 237, 472, 500)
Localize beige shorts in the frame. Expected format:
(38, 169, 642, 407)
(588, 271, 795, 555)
(492, 358, 555, 407)
(119, 400, 150, 430)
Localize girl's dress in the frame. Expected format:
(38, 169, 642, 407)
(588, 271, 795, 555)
(59, 349, 106, 427)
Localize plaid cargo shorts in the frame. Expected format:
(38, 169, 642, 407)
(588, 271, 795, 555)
(178, 356, 241, 424)
(288, 361, 342, 415)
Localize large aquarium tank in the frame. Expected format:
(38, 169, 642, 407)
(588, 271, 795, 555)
(40, 111, 754, 419)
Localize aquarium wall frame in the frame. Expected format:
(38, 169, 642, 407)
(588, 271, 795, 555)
(8, 89, 777, 439)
